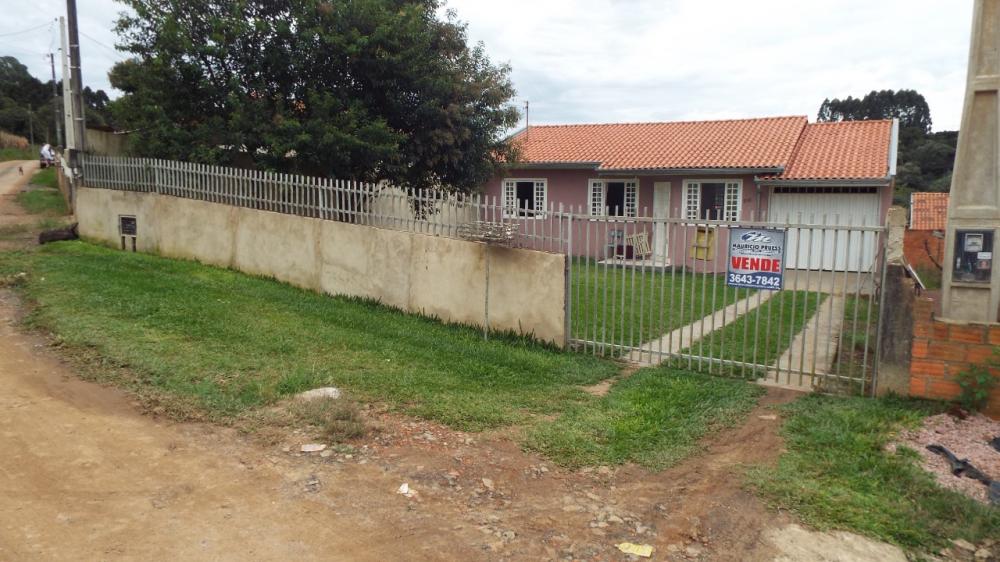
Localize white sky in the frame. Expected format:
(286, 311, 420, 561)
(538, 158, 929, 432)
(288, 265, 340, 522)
(0, 0, 974, 131)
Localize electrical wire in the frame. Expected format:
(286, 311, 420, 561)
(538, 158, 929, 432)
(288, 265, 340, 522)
(79, 31, 126, 61)
(0, 21, 52, 38)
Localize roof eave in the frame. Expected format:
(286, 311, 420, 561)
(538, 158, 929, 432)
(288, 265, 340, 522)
(755, 176, 894, 187)
(508, 161, 601, 170)
(888, 118, 900, 176)
(598, 166, 785, 176)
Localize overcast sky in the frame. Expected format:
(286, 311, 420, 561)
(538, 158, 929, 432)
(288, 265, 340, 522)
(1, 0, 974, 131)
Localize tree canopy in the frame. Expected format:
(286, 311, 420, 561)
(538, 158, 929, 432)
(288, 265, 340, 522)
(818, 89, 932, 133)
(109, 0, 521, 191)
(817, 89, 955, 205)
(0, 55, 112, 143)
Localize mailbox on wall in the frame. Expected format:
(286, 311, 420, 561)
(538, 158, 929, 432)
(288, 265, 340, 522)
(119, 215, 137, 252)
(952, 229, 993, 283)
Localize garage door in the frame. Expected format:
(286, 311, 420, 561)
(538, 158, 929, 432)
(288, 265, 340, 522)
(768, 187, 880, 272)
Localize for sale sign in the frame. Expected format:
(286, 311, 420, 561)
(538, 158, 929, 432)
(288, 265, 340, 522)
(727, 228, 786, 290)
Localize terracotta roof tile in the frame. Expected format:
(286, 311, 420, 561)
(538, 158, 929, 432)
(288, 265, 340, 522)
(773, 120, 893, 181)
(511, 116, 807, 171)
(910, 192, 950, 230)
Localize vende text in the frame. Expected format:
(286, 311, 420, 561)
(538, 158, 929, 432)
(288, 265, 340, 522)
(730, 257, 782, 272)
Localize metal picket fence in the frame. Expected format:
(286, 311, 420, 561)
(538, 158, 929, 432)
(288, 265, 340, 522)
(81, 154, 573, 254)
(82, 155, 887, 394)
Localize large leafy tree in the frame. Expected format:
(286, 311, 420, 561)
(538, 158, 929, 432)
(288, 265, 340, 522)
(0, 55, 113, 143)
(109, 0, 520, 191)
(818, 89, 932, 133)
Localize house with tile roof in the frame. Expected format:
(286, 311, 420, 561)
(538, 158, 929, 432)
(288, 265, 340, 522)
(484, 115, 898, 271)
(905, 192, 950, 271)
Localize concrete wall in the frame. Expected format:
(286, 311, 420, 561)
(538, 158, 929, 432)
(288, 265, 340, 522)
(84, 128, 128, 157)
(76, 186, 566, 344)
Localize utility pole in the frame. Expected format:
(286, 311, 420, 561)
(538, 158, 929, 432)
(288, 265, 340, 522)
(66, 0, 86, 157)
(27, 104, 34, 146)
(60, 17, 74, 153)
(48, 51, 63, 147)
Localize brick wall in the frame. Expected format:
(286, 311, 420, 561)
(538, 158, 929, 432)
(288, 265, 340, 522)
(903, 230, 945, 271)
(910, 296, 1000, 418)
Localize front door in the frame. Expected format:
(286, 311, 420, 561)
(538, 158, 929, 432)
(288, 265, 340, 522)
(653, 181, 671, 261)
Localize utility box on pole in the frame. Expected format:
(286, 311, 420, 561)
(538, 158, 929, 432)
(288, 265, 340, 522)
(941, 0, 1000, 323)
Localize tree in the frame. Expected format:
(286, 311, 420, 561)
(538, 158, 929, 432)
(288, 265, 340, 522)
(0, 56, 113, 144)
(817, 89, 932, 133)
(818, 89, 956, 205)
(109, 0, 520, 191)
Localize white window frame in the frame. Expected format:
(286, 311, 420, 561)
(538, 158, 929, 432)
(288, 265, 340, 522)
(502, 178, 547, 219)
(682, 179, 742, 221)
(588, 178, 639, 217)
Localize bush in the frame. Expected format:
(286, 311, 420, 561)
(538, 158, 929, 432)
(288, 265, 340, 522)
(955, 351, 999, 412)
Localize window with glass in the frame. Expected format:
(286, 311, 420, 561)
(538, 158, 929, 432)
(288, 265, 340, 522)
(683, 180, 741, 221)
(503, 179, 547, 217)
(588, 179, 638, 217)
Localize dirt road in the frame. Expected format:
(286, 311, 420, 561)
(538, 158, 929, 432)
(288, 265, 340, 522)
(0, 160, 39, 228)
(0, 162, 907, 561)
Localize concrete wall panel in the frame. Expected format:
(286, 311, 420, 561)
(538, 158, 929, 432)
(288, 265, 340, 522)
(154, 196, 238, 268)
(318, 220, 412, 310)
(233, 208, 321, 291)
(408, 235, 486, 327)
(76, 186, 566, 345)
(487, 246, 566, 342)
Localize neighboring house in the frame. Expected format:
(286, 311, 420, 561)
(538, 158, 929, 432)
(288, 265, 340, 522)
(485, 115, 898, 271)
(905, 192, 949, 271)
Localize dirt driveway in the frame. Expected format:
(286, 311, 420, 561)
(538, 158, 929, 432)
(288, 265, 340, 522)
(0, 162, 907, 561)
(0, 160, 39, 225)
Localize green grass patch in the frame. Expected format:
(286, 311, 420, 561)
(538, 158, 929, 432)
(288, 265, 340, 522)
(0, 146, 35, 161)
(570, 261, 751, 350)
(30, 166, 59, 189)
(524, 368, 764, 469)
(16, 189, 67, 216)
(747, 395, 1000, 551)
(15, 169, 66, 215)
(676, 290, 824, 378)
(820, 296, 879, 395)
(1, 242, 617, 430)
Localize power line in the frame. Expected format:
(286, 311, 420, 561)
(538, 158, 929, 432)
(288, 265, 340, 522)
(79, 31, 126, 61)
(0, 21, 52, 38)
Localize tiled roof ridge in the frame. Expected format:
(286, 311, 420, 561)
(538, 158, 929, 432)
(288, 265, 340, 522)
(805, 118, 893, 127)
(520, 115, 808, 131)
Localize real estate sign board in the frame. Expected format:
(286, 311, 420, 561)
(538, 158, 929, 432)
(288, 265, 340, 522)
(727, 228, 786, 290)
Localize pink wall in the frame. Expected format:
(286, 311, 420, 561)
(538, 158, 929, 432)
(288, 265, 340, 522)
(483, 168, 890, 272)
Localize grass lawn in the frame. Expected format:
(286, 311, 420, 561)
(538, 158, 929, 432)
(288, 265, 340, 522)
(677, 290, 824, 377)
(14, 169, 67, 216)
(747, 395, 1000, 551)
(0, 146, 35, 162)
(525, 368, 764, 469)
(1, 242, 618, 431)
(30, 166, 59, 189)
(820, 295, 878, 395)
(570, 260, 752, 351)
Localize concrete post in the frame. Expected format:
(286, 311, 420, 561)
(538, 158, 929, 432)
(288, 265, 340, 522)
(886, 206, 906, 265)
(941, 0, 1000, 323)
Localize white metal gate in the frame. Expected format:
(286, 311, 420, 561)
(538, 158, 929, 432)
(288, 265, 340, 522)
(564, 212, 888, 395)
